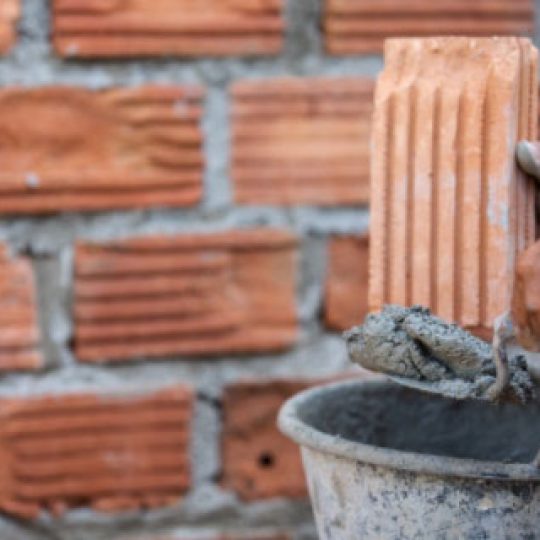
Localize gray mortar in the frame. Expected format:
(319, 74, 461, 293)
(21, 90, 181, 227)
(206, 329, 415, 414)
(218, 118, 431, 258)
(345, 305, 536, 403)
(0, 0, 539, 538)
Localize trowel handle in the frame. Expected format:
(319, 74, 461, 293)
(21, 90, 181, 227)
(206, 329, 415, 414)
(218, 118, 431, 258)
(484, 313, 511, 401)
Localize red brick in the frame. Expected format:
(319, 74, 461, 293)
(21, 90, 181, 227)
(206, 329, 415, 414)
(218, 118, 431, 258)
(0, 0, 18, 54)
(221, 379, 314, 501)
(325, 235, 369, 331)
(0, 86, 203, 214)
(325, 0, 534, 55)
(74, 230, 299, 362)
(370, 38, 537, 336)
(0, 385, 193, 518)
(0, 245, 42, 371)
(53, 0, 284, 58)
(231, 77, 373, 205)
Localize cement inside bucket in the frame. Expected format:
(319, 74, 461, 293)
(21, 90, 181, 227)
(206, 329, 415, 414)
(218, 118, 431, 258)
(297, 382, 540, 464)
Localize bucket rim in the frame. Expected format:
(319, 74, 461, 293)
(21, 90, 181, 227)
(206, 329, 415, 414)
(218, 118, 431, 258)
(278, 379, 540, 482)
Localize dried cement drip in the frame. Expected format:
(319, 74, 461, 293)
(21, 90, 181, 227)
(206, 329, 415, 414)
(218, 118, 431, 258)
(345, 305, 536, 403)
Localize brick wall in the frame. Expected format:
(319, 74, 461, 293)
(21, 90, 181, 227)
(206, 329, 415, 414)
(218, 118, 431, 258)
(0, 1, 538, 539)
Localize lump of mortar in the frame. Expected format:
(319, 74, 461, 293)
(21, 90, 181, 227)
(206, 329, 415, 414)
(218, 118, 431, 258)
(345, 305, 536, 403)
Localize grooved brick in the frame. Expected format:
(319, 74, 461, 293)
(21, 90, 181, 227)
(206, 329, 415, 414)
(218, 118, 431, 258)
(0, 385, 193, 518)
(74, 230, 299, 362)
(324, 235, 369, 331)
(221, 379, 312, 501)
(325, 0, 535, 55)
(231, 78, 373, 206)
(0, 86, 204, 215)
(370, 37, 538, 337)
(0, 245, 42, 371)
(53, 0, 284, 58)
(0, 0, 18, 53)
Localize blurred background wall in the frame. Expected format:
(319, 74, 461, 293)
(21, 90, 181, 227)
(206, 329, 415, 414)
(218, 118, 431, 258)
(0, 1, 538, 539)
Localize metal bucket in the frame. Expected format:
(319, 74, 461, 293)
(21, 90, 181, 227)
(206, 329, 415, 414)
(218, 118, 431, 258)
(278, 380, 540, 539)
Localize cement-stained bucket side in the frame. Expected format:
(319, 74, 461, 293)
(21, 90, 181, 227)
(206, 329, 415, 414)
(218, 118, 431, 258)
(278, 380, 540, 540)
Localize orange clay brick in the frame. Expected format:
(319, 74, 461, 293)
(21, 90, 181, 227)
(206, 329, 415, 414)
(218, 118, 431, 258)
(370, 37, 537, 337)
(324, 0, 535, 55)
(74, 230, 299, 362)
(0, 385, 193, 518)
(0, 85, 203, 214)
(0, 0, 18, 54)
(53, 0, 284, 58)
(231, 77, 373, 206)
(325, 235, 369, 331)
(221, 379, 312, 501)
(0, 244, 42, 370)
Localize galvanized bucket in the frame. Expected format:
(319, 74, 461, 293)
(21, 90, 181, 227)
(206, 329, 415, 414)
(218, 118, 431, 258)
(278, 380, 540, 539)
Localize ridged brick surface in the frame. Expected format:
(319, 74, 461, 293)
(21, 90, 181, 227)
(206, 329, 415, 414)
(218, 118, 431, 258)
(0, 386, 193, 518)
(53, 0, 284, 58)
(0, 0, 18, 53)
(0, 86, 203, 214)
(221, 379, 311, 501)
(74, 230, 299, 362)
(324, 235, 369, 331)
(370, 37, 538, 337)
(325, 0, 535, 55)
(231, 78, 373, 205)
(0, 245, 42, 371)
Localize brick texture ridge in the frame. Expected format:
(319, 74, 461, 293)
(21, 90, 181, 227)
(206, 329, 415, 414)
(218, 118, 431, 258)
(0, 245, 42, 371)
(231, 77, 373, 205)
(0, 0, 18, 53)
(221, 379, 311, 501)
(0, 385, 193, 518)
(324, 235, 369, 331)
(74, 230, 299, 362)
(324, 0, 535, 55)
(369, 37, 538, 335)
(0, 86, 204, 214)
(53, 0, 284, 58)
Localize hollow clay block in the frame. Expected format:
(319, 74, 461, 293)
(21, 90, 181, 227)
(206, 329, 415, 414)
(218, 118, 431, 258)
(0, 86, 204, 214)
(0, 386, 193, 518)
(74, 230, 299, 362)
(53, 0, 284, 58)
(370, 37, 538, 336)
(0, 0, 18, 54)
(324, 0, 534, 55)
(231, 77, 373, 205)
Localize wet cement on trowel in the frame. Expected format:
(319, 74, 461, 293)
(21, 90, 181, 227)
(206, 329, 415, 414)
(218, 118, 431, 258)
(345, 305, 535, 403)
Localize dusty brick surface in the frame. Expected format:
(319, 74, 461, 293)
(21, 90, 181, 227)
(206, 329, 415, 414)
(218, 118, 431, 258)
(369, 37, 538, 335)
(0, 86, 204, 214)
(324, 235, 369, 332)
(221, 379, 314, 501)
(231, 77, 373, 205)
(324, 0, 535, 55)
(0, 0, 18, 54)
(53, 0, 284, 58)
(74, 230, 299, 363)
(0, 245, 42, 371)
(0, 385, 193, 519)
